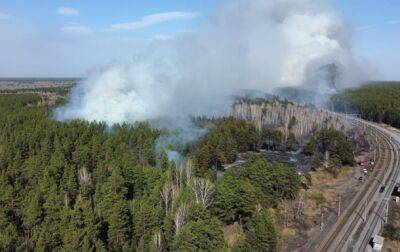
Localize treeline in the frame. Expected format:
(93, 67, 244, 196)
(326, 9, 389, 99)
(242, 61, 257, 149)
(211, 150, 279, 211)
(233, 96, 294, 106)
(0, 93, 302, 251)
(332, 82, 400, 128)
(0, 86, 72, 95)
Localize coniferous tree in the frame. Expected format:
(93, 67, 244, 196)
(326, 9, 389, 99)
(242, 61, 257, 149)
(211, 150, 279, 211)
(172, 219, 224, 251)
(244, 210, 277, 252)
(213, 171, 257, 223)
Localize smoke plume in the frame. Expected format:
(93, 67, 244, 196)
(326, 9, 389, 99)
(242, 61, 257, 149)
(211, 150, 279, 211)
(56, 0, 365, 125)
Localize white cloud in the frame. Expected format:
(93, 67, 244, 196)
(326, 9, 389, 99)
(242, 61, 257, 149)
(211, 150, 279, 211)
(356, 19, 400, 31)
(61, 26, 92, 34)
(355, 24, 378, 31)
(58, 7, 79, 16)
(151, 34, 175, 41)
(107, 11, 200, 31)
(0, 21, 150, 77)
(386, 20, 400, 25)
(0, 11, 10, 20)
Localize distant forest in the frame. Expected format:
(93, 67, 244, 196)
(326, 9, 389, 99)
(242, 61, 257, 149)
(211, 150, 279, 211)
(332, 82, 400, 128)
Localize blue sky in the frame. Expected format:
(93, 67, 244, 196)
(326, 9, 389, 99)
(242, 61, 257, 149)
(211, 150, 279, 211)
(0, 0, 399, 80)
(335, 0, 400, 80)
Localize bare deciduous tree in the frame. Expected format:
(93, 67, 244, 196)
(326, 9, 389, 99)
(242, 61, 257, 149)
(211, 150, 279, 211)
(161, 182, 173, 215)
(282, 201, 290, 228)
(171, 184, 180, 203)
(161, 181, 181, 215)
(174, 163, 185, 189)
(63, 192, 70, 207)
(185, 160, 193, 185)
(293, 191, 305, 219)
(152, 231, 163, 252)
(188, 177, 214, 208)
(174, 203, 189, 235)
(78, 167, 91, 184)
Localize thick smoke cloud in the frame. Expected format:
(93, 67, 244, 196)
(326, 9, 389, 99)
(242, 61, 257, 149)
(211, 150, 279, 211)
(56, 0, 364, 125)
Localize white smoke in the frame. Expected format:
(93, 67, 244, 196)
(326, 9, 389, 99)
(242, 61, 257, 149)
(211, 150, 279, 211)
(56, 0, 365, 125)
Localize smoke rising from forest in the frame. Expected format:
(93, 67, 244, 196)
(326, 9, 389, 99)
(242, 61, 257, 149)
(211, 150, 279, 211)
(56, 0, 366, 125)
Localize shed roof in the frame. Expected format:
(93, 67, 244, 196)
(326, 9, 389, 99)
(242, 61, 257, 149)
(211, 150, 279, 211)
(373, 235, 384, 244)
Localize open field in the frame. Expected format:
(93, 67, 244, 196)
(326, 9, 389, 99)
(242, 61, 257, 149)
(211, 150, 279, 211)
(0, 78, 78, 91)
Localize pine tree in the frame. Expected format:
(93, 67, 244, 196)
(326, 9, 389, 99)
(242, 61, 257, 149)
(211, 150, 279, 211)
(108, 200, 132, 250)
(213, 171, 257, 223)
(157, 149, 169, 172)
(173, 219, 224, 251)
(244, 210, 277, 252)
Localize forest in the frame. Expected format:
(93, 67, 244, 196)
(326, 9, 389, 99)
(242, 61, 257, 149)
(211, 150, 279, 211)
(331, 82, 400, 127)
(0, 92, 304, 251)
(0, 90, 356, 251)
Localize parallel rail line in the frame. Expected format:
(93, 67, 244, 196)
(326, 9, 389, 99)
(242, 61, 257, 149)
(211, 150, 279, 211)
(313, 118, 399, 251)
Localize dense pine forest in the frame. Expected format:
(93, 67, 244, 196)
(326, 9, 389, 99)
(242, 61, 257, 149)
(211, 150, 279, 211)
(331, 82, 400, 127)
(0, 92, 305, 251)
(0, 88, 359, 251)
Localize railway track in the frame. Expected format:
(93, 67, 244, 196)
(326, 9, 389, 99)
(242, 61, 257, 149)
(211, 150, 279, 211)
(312, 116, 400, 251)
(354, 124, 400, 251)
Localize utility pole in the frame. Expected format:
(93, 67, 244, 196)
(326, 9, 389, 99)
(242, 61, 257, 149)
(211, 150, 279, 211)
(363, 199, 367, 222)
(321, 211, 324, 230)
(385, 200, 389, 223)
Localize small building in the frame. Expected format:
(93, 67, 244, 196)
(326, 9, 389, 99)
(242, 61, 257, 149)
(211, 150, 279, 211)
(371, 235, 384, 251)
(392, 187, 400, 202)
(392, 186, 400, 197)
